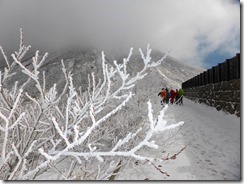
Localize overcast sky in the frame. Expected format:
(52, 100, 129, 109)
(0, 0, 240, 68)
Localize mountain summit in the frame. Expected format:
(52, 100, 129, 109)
(2, 48, 203, 98)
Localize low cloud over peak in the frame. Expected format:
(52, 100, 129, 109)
(0, 0, 240, 68)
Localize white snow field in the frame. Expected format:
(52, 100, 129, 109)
(117, 98, 241, 180)
(0, 43, 240, 181)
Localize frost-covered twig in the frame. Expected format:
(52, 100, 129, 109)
(0, 89, 25, 160)
(37, 100, 184, 166)
(0, 29, 185, 180)
(0, 46, 10, 69)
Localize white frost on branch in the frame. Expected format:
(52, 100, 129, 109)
(0, 29, 184, 180)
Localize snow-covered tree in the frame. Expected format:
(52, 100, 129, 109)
(0, 29, 184, 180)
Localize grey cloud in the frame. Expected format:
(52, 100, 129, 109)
(0, 0, 240, 68)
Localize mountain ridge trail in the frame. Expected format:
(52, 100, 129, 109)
(167, 98, 240, 180)
(117, 98, 240, 180)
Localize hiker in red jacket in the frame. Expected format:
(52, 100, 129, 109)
(170, 89, 176, 104)
(175, 89, 179, 104)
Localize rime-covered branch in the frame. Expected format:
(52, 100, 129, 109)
(0, 29, 184, 181)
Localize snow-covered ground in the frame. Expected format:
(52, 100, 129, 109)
(117, 98, 240, 180)
(0, 46, 240, 181)
(25, 98, 241, 181)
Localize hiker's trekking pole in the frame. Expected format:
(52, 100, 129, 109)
(174, 95, 183, 105)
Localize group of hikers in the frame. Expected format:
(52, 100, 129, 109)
(158, 87, 185, 106)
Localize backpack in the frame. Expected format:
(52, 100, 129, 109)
(167, 92, 170, 98)
(179, 89, 184, 96)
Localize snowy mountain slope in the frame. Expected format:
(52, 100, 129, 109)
(119, 50, 203, 91)
(151, 51, 204, 89)
(2, 48, 107, 98)
(0, 47, 206, 180)
(116, 50, 204, 119)
(1, 48, 204, 140)
(2, 48, 203, 100)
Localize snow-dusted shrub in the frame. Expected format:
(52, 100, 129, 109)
(0, 29, 184, 180)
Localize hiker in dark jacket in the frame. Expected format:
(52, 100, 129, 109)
(165, 88, 170, 104)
